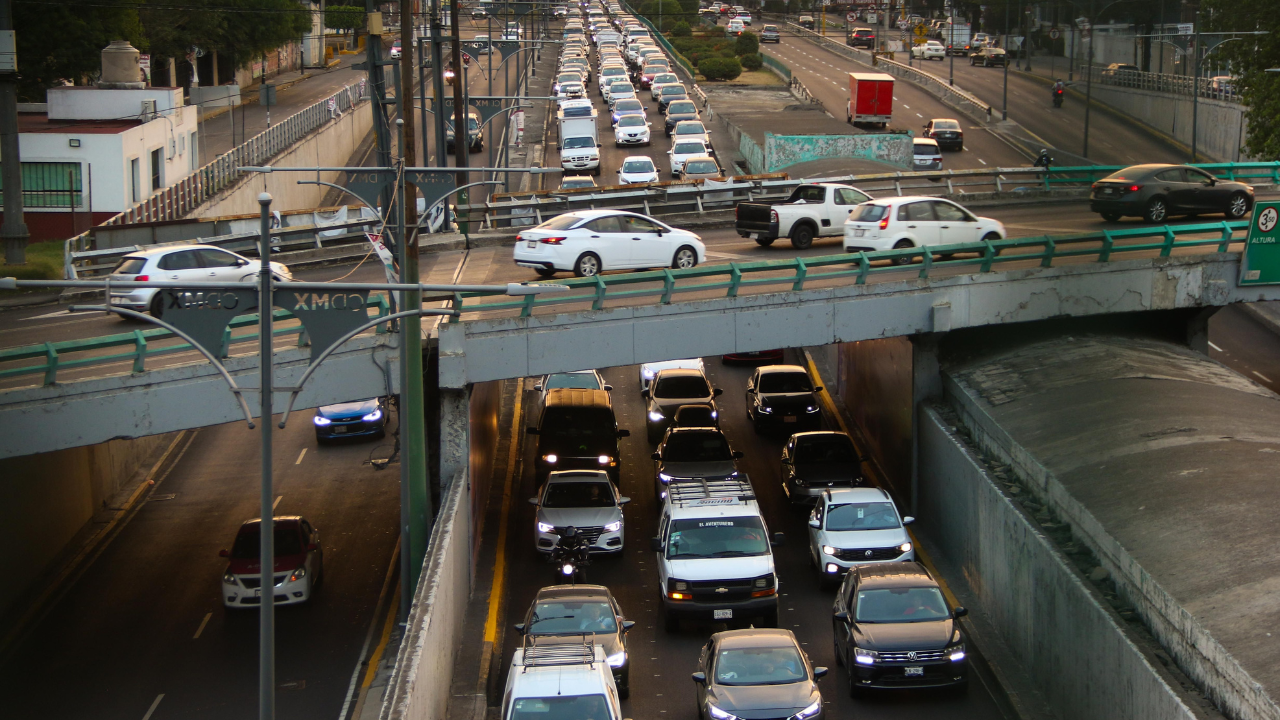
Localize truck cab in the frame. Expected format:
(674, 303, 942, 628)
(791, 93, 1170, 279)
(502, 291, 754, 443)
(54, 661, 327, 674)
(734, 183, 872, 250)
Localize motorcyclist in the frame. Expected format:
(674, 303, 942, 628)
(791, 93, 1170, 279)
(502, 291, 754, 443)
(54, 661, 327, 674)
(1052, 79, 1065, 107)
(550, 526, 591, 577)
(1033, 148, 1054, 170)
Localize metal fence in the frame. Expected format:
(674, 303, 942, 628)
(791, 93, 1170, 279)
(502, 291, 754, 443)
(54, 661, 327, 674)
(761, 53, 792, 81)
(1076, 64, 1241, 103)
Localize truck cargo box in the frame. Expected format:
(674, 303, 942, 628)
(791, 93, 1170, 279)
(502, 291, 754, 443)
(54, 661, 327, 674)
(846, 72, 893, 126)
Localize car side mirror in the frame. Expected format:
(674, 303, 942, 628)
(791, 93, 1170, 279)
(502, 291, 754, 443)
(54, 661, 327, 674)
(219, 549, 230, 557)
(526, 426, 539, 435)
(813, 667, 828, 679)
(617, 429, 630, 438)
(514, 623, 526, 633)
(813, 386, 823, 393)
(954, 606, 969, 618)
(771, 532, 785, 546)
(528, 497, 540, 505)
(834, 610, 849, 621)
(533, 383, 543, 392)
(238, 258, 250, 266)
(604, 384, 613, 392)
(808, 516, 820, 528)
(597, 143, 603, 148)
(650, 537, 663, 552)
(691, 671, 707, 684)
(902, 516, 915, 525)
(732, 450, 744, 459)
(623, 620, 636, 630)
(713, 388, 724, 396)
(651, 451, 661, 460)
(619, 496, 631, 505)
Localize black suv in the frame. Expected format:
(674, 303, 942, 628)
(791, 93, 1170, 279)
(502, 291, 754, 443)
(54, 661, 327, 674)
(644, 368, 722, 443)
(745, 365, 822, 434)
(528, 388, 630, 482)
(832, 562, 969, 694)
(651, 426, 743, 499)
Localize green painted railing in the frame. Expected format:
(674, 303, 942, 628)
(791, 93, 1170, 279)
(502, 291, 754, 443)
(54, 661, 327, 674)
(0, 295, 391, 386)
(760, 53, 792, 81)
(449, 220, 1248, 319)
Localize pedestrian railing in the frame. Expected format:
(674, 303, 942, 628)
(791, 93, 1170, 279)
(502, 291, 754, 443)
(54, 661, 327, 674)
(1076, 64, 1241, 103)
(0, 295, 391, 387)
(449, 219, 1248, 320)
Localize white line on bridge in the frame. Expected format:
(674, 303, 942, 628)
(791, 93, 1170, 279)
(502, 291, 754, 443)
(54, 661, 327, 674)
(141, 694, 165, 720)
(273, 495, 284, 510)
(296, 448, 307, 465)
(978, 158, 988, 165)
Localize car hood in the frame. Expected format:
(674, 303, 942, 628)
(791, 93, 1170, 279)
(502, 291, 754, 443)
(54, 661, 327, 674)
(792, 461, 861, 485)
(760, 393, 814, 410)
(228, 553, 307, 575)
(538, 506, 622, 528)
(318, 398, 380, 418)
(816, 526, 908, 550)
(666, 555, 772, 581)
(659, 459, 738, 479)
(709, 683, 817, 716)
(854, 619, 955, 651)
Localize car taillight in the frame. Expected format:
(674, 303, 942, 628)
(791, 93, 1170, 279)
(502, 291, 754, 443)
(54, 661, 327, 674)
(539, 236, 566, 245)
(878, 216, 890, 230)
(1128, 184, 1142, 192)
(135, 275, 149, 282)
(770, 209, 779, 223)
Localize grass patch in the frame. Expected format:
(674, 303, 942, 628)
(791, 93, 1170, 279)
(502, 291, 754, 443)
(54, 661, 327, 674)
(704, 69, 784, 85)
(1, 240, 65, 297)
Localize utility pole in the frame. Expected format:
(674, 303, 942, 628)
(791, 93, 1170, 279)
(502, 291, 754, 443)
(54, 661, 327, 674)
(449, 0, 468, 234)
(1190, 12, 1199, 162)
(256, 191, 276, 720)
(366, 0, 394, 213)
(0, 0, 28, 265)
(1082, 0, 1093, 157)
(431, 0, 448, 166)
(1002, 0, 1009, 120)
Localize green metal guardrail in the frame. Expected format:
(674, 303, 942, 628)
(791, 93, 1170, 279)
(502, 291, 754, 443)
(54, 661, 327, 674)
(760, 54, 792, 81)
(449, 220, 1248, 319)
(0, 295, 391, 386)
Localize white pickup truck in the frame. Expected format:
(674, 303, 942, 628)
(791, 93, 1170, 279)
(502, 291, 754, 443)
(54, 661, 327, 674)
(734, 183, 873, 249)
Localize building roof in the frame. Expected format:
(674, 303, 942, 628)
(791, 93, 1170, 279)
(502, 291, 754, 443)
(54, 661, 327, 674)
(18, 113, 141, 134)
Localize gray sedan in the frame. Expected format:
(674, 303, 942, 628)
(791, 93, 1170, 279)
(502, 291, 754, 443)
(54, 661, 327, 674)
(693, 629, 827, 720)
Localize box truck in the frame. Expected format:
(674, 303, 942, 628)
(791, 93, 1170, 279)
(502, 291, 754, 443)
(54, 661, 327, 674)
(942, 22, 972, 55)
(558, 100, 601, 175)
(846, 73, 894, 127)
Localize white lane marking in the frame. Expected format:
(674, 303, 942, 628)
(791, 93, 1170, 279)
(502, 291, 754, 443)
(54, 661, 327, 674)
(20, 310, 74, 320)
(901, 103, 908, 108)
(141, 694, 165, 720)
(295, 448, 307, 465)
(1253, 371, 1272, 383)
(978, 158, 987, 165)
(273, 495, 283, 510)
(705, 251, 746, 259)
(916, 112, 923, 117)
(1208, 341, 1223, 352)
(193, 612, 212, 639)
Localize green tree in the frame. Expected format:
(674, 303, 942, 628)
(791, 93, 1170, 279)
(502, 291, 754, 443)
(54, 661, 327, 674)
(671, 21, 692, 37)
(324, 4, 365, 33)
(637, 0, 684, 32)
(735, 30, 759, 56)
(13, 1, 143, 100)
(740, 52, 762, 71)
(1202, 0, 1280, 159)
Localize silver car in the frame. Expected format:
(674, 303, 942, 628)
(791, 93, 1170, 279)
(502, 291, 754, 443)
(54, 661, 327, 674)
(108, 244, 291, 318)
(531, 470, 630, 554)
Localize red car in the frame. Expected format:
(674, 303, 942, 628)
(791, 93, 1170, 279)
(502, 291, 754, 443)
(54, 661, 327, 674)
(638, 64, 667, 89)
(220, 516, 323, 608)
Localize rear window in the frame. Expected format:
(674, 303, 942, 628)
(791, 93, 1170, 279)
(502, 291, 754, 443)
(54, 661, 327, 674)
(851, 204, 886, 222)
(758, 372, 812, 393)
(654, 374, 711, 398)
(230, 523, 304, 559)
(932, 120, 960, 130)
(536, 214, 585, 230)
(914, 143, 941, 156)
(539, 407, 617, 439)
(113, 257, 146, 274)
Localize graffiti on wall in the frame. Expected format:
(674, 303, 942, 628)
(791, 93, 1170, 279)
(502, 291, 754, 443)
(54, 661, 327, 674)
(763, 133, 912, 172)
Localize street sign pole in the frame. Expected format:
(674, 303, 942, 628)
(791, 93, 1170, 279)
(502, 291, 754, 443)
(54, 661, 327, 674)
(256, 192, 276, 720)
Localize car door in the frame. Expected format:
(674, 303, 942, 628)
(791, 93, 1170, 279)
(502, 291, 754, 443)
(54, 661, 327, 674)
(1152, 167, 1193, 212)
(931, 200, 978, 244)
(897, 201, 940, 247)
(198, 247, 248, 281)
(621, 214, 669, 268)
(832, 187, 871, 229)
(582, 215, 632, 268)
(156, 249, 205, 282)
(1185, 167, 1226, 211)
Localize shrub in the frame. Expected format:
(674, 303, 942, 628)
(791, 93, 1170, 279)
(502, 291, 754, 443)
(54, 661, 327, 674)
(700, 24, 726, 38)
(699, 56, 742, 81)
(671, 21, 692, 37)
(740, 53, 763, 71)
(735, 30, 759, 56)
(762, 0, 787, 11)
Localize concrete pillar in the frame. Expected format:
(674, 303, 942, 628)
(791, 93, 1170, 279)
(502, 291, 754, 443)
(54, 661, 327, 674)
(910, 333, 943, 518)
(439, 386, 471, 493)
(1186, 307, 1219, 355)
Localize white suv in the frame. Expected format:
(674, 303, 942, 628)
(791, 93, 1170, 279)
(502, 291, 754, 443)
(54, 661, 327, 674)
(842, 196, 1005, 260)
(109, 244, 292, 318)
(503, 639, 626, 720)
(807, 487, 915, 587)
(652, 479, 782, 632)
(531, 470, 630, 554)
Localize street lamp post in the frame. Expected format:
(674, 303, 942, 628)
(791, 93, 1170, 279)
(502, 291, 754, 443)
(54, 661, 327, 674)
(1002, 0, 1009, 120)
(256, 192, 276, 720)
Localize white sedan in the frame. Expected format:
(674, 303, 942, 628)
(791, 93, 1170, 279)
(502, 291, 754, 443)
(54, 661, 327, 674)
(911, 40, 946, 60)
(843, 196, 1006, 262)
(667, 138, 709, 177)
(617, 155, 659, 184)
(513, 209, 706, 278)
(614, 115, 651, 146)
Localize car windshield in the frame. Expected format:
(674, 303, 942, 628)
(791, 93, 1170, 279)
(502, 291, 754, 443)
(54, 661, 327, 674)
(543, 480, 616, 508)
(668, 101, 696, 115)
(617, 115, 646, 127)
(509, 694, 610, 720)
(622, 158, 654, 173)
(850, 204, 887, 222)
(538, 214, 586, 230)
(654, 74, 678, 84)
(609, 82, 633, 91)
(796, 435, 856, 463)
(539, 408, 616, 441)
(230, 523, 304, 559)
(564, 136, 596, 149)
(825, 502, 900, 531)
(675, 123, 706, 135)
(686, 160, 718, 174)
(855, 587, 950, 623)
(661, 86, 687, 96)
(662, 432, 731, 462)
(758, 372, 812, 393)
(545, 372, 602, 390)
(615, 99, 643, 112)
(113, 257, 146, 274)
(714, 646, 806, 686)
(558, 73, 580, 83)
(673, 141, 704, 154)
(667, 517, 769, 558)
(653, 375, 710, 398)
(602, 67, 626, 76)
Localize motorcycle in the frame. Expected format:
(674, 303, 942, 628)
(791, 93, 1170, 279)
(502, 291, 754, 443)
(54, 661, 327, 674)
(1052, 88, 1064, 108)
(549, 527, 592, 584)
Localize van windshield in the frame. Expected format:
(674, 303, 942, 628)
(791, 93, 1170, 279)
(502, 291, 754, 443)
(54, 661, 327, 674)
(653, 375, 710, 398)
(667, 517, 769, 558)
(563, 136, 597, 149)
(509, 695, 610, 720)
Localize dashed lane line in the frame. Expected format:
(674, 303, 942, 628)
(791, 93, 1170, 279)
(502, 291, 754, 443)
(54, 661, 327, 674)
(192, 612, 212, 640)
(141, 694, 164, 720)
(1208, 341, 1224, 352)
(295, 448, 307, 465)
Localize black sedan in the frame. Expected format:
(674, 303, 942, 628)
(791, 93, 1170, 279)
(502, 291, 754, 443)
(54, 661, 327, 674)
(781, 431, 865, 505)
(313, 398, 386, 442)
(745, 365, 823, 434)
(1090, 163, 1253, 223)
(664, 100, 700, 137)
(693, 629, 827, 720)
(514, 585, 635, 697)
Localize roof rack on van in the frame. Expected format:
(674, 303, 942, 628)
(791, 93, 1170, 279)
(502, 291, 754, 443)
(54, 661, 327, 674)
(520, 635, 597, 671)
(667, 478, 755, 506)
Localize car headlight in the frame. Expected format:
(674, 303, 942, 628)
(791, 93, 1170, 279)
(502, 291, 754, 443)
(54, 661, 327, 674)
(537, 522, 555, 533)
(758, 405, 773, 414)
(708, 705, 738, 720)
(223, 571, 238, 585)
(607, 650, 627, 667)
(604, 520, 622, 533)
(543, 454, 558, 464)
(289, 566, 307, 582)
(362, 408, 383, 422)
(854, 647, 878, 665)
(642, 367, 656, 379)
(658, 472, 674, 484)
(794, 700, 821, 720)
(822, 545, 837, 556)
(313, 415, 332, 426)
(805, 405, 820, 413)
(949, 643, 966, 662)
(899, 542, 913, 553)
(648, 410, 664, 422)
(710, 410, 718, 418)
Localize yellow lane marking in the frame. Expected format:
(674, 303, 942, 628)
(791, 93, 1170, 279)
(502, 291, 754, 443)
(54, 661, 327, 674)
(361, 591, 401, 689)
(484, 377, 525, 645)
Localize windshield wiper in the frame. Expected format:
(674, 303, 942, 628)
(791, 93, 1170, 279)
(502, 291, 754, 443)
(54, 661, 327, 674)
(529, 614, 578, 628)
(708, 550, 759, 557)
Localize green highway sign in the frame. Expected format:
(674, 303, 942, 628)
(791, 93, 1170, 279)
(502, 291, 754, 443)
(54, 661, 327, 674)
(1240, 201, 1280, 285)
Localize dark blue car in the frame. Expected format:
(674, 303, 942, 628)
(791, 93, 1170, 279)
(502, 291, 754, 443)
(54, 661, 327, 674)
(314, 398, 387, 442)
(610, 98, 645, 126)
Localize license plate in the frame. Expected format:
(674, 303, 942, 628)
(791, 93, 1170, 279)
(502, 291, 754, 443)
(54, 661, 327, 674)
(331, 425, 349, 434)
(854, 229, 866, 237)
(713, 609, 733, 620)
(748, 233, 758, 239)
(109, 296, 126, 305)
(526, 240, 537, 248)
(904, 666, 924, 676)
(784, 416, 797, 423)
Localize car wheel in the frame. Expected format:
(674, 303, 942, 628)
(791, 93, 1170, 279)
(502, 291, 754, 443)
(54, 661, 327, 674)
(149, 293, 164, 319)
(1100, 211, 1122, 222)
(755, 236, 776, 247)
(663, 609, 680, 633)
(1143, 197, 1168, 224)
(1226, 191, 1251, 219)
(673, 245, 697, 270)
(790, 224, 815, 250)
(574, 253, 601, 277)
(892, 239, 915, 266)
(535, 267, 558, 278)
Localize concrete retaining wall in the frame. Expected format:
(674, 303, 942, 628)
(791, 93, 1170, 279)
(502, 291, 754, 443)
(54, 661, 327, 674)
(190, 101, 375, 218)
(764, 132, 912, 171)
(1084, 84, 1252, 163)
(834, 337, 912, 498)
(916, 404, 1200, 720)
(0, 432, 179, 622)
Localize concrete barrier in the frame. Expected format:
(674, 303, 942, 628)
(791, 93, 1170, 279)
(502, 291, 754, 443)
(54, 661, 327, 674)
(916, 404, 1201, 720)
(1078, 83, 1252, 163)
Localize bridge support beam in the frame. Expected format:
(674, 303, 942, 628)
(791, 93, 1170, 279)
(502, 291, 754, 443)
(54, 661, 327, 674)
(439, 386, 471, 497)
(910, 333, 943, 518)
(1186, 307, 1219, 356)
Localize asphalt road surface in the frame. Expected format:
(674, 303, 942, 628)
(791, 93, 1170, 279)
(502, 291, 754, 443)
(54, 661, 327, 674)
(499, 353, 1015, 720)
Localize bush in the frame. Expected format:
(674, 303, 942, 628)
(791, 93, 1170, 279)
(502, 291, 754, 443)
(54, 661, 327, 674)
(671, 21, 692, 37)
(740, 53, 763, 71)
(700, 24, 726, 38)
(699, 56, 742, 81)
(762, 0, 787, 11)
(735, 31, 759, 56)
